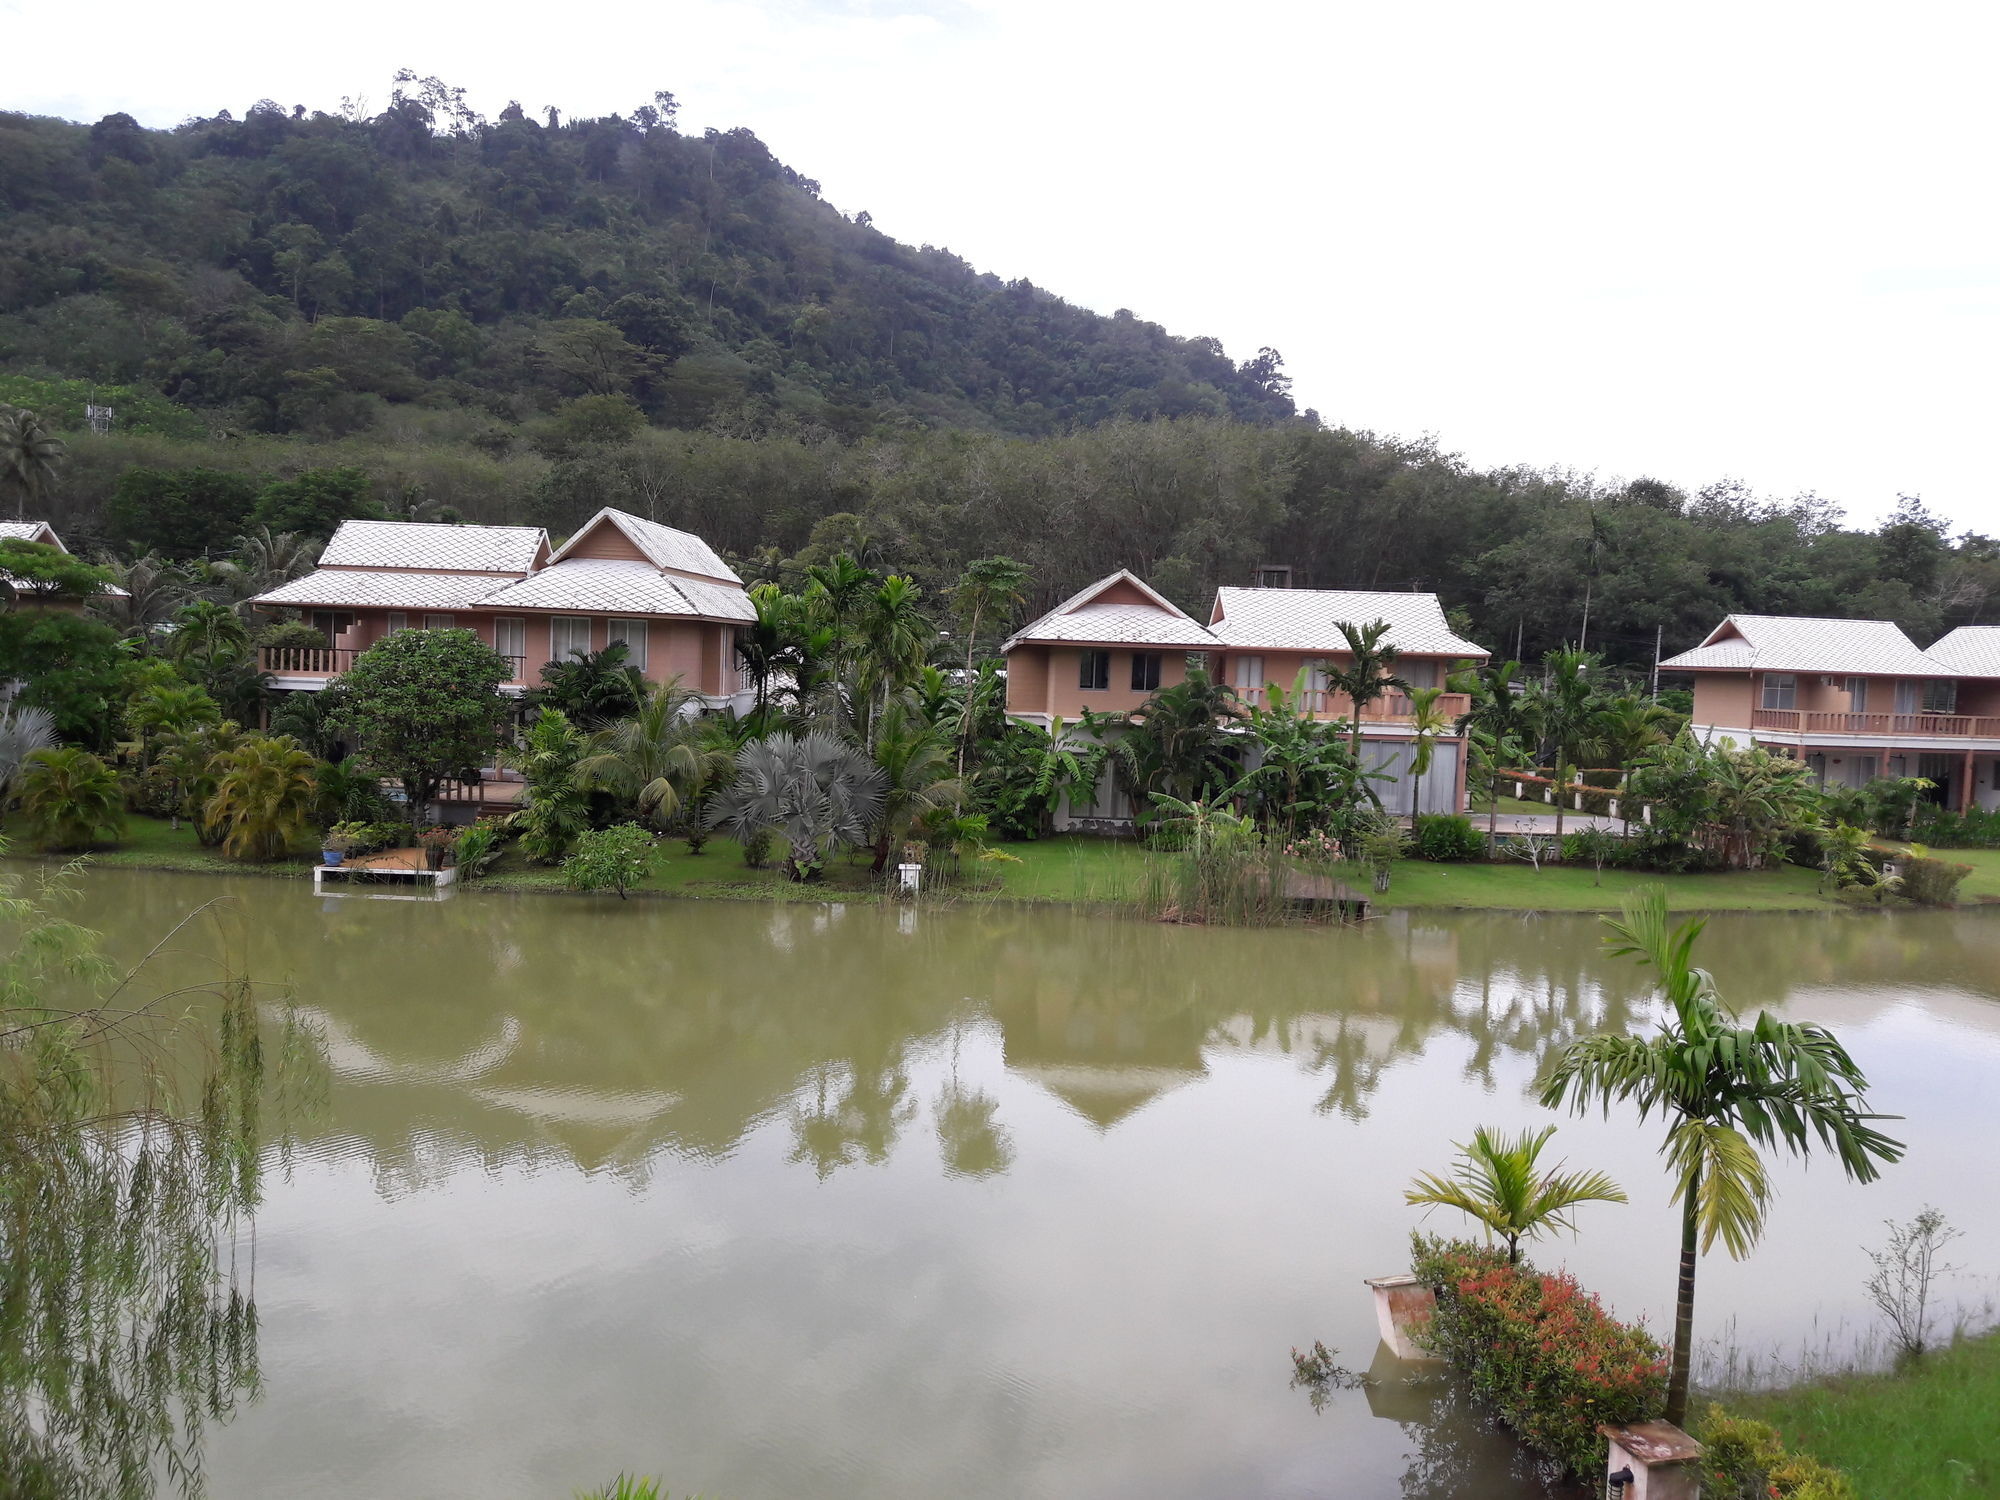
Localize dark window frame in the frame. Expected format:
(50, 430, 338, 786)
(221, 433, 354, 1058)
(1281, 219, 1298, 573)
(1079, 649, 1110, 691)
(1130, 651, 1163, 692)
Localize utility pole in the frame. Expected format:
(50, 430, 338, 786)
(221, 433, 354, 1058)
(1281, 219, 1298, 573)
(1650, 624, 1663, 698)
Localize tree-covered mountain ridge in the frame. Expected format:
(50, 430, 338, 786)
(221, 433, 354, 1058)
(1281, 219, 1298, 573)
(0, 77, 1297, 440)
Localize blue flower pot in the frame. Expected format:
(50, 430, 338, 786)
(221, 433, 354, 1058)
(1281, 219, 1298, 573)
(322, 850, 345, 867)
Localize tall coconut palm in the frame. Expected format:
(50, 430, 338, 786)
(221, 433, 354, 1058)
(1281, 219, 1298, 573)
(1539, 887, 1904, 1424)
(1325, 620, 1412, 763)
(577, 676, 710, 829)
(92, 552, 195, 636)
(205, 735, 320, 861)
(706, 730, 886, 881)
(0, 407, 67, 520)
(1405, 1124, 1626, 1264)
(17, 747, 124, 851)
(867, 699, 965, 872)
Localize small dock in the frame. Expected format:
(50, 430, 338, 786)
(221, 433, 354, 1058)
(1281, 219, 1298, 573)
(314, 848, 456, 894)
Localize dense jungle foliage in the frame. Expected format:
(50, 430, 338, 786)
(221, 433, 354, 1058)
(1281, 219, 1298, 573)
(3, 78, 1996, 667)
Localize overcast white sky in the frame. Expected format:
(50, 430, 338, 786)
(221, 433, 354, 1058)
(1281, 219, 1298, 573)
(12, 0, 1999, 533)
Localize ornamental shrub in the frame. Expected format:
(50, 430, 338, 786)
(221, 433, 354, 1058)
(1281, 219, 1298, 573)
(1693, 1406, 1857, 1499)
(1413, 813, 1484, 862)
(1900, 855, 1971, 908)
(1409, 1234, 1667, 1478)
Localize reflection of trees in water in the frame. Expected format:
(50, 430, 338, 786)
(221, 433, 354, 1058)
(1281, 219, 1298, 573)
(2, 884, 323, 1500)
(1384, 1373, 1583, 1500)
(73, 879, 2000, 1193)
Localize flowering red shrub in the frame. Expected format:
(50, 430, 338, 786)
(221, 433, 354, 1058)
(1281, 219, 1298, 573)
(1410, 1234, 1668, 1477)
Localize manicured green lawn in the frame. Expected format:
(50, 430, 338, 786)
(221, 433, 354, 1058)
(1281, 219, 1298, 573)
(1373, 857, 1839, 912)
(1, 813, 317, 875)
(1882, 843, 2000, 902)
(1732, 1331, 2000, 1499)
(1470, 794, 1569, 817)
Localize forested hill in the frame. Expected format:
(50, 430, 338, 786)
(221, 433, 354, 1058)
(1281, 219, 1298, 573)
(0, 82, 1296, 439)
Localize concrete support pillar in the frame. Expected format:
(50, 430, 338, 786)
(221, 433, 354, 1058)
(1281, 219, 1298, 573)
(1364, 1274, 1439, 1362)
(1601, 1421, 1703, 1500)
(1962, 748, 1975, 813)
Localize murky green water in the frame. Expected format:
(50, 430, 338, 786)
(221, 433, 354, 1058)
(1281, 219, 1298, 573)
(53, 871, 2000, 1499)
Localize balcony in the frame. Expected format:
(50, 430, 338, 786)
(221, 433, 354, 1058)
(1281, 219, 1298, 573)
(1297, 690, 1472, 724)
(260, 646, 528, 683)
(1750, 708, 2000, 739)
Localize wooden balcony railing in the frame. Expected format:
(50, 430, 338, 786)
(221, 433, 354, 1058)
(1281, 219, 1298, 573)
(1750, 708, 2000, 739)
(260, 646, 528, 682)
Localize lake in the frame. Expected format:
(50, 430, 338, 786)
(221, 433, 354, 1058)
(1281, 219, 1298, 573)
(48, 869, 2000, 1499)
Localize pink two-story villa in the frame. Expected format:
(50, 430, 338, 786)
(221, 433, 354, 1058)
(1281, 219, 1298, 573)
(251, 507, 756, 707)
(1002, 572, 1488, 821)
(1662, 613, 2000, 810)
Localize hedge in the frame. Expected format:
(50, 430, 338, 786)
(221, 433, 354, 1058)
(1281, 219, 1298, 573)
(1410, 1234, 1667, 1477)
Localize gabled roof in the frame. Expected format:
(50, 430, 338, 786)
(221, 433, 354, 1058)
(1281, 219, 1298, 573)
(1659, 615, 1953, 677)
(0, 520, 61, 549)
(550, 508, 741, 583)
(1924, 626, 2000, 679)
(478, 559, 756, 620)
(319, 519, 548, 574)
(1207, 587, 1488, 657)
(249, 570, 511, 612)
(1003, 570, 1220, 651)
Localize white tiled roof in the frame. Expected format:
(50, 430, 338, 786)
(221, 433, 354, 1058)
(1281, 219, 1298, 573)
(251, 570, 510, 611)
(319, 519, 547, 574)
(479, 559, 755, 620)
(1004, 570, 1219, 651)
(0, 521, 59, 547)
(1207, 587, 1488, 657)
(1659, 615, 1952, 676)
(1923, 626, 2000, 679)
(552, 508, 742, 583)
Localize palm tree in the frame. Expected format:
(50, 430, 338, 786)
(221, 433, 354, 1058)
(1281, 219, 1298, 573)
(1024, 716, 1110, 836)
(1539, 887, 1905, 1424)
(1455, 659, 1538, 855)
(515, 707, 592, 863)
(0, 699, 57, 797)
(152, 720, 246, 837)
(951, 556, 1029, 771)
(734, 583, 797, 724)
(1525, 648, 1599, 853)
(1325, 620, 1411, 763)
(17, 747, 124, 851)
(706, 730, 886, 881)
(212, 526, 320, 615)
(0, 407, 67, 520)
(205, 735, 320, 861)
(91, 552, 195, 636)
(852, 574, 932, 742)
(168, 598, 251, 665)
(1405, 685, 1455, 817)
(577, 676, 709, 829)
(527, 643, 647, 729)
(123, 682, 221, 767)
(1105, 667, 1243, 814)
(867, 699, 965, 872)
(1587, 694, 1681, 777)
(1405, 1124, 1626, 1264)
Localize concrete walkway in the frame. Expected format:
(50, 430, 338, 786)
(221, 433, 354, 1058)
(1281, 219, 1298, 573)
(1455, 812, 1629, 836)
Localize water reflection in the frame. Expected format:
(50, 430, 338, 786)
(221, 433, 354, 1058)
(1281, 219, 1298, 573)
(50, 873, 2000, 1500)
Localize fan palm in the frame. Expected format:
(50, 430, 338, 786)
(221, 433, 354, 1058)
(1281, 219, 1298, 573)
(1538, 887, 1904, 1423)
(706, 730, 886, 881)
(205, 735, 320, 861)
(1405, 1124, 1626, 1264)
(1324, 620, 1412, 763)
(0, 700, 57, 796)
(17, 747, 124, 851)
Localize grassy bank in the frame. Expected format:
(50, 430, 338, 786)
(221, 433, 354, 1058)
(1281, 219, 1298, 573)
(12, 818, 1998, 915)
(1729, 1330, 2000, 1498)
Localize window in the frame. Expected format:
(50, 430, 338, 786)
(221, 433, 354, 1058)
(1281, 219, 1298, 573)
(422, 613, 454, 630)
(1130, 652, 1162, 692)
(1759, 673, 1797, 710)
(1923, 679, 1958, 715)
(1255, 565, 1293, 589)
(606, 618, 648, 671)
(552, 616, 592, 661)
(1231, 655, 1266, 694)
(1845, 676, 1869, 709)
(1402, 658, 1439, 690)
(1894, 679, 1920, 716)
(493, 617, 525, 671)
(386, 612, 408, 634)
(1078, 649, 1110, 691)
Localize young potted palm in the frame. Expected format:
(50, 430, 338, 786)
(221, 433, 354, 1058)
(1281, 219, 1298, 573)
(321, 825, 356, 867)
